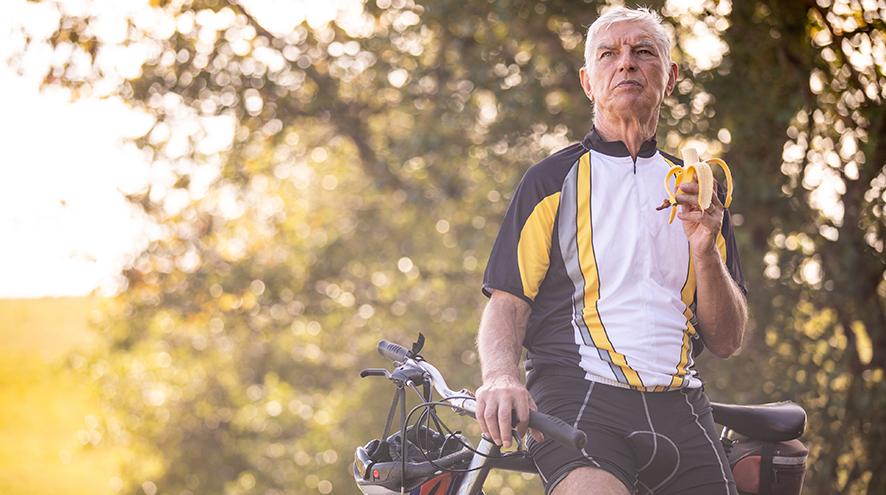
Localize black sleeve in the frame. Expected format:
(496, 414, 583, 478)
(482, 166, 558, 305)
(718, 183, 748, 296)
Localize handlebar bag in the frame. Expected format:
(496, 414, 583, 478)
(726, 436, 808, 495)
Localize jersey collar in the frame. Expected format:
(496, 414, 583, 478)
(582, 127, 658, 159)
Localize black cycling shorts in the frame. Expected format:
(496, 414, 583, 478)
(526, 369, 737, 495)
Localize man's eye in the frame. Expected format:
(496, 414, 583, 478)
(637, 49, 653, 55)
(600, 51, 613, 58)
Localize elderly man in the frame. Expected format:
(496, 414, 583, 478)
(475, 7, 746, 495)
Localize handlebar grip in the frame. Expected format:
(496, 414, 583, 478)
(377, 340, 410, 362)
(528, 410, 587, 450)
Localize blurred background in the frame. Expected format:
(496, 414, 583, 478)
(1, 0, 884, 493)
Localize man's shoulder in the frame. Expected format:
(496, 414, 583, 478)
(520, 141, 586, 191)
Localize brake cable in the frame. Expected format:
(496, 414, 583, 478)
(401, 398, 532, 476)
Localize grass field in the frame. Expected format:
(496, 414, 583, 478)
(0, 297, 121, 494)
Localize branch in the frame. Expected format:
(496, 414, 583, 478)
(229, 1, 281, 43)
(232, 0, 409, 192)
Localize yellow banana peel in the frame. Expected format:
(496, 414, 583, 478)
(663, 147, 733, 224)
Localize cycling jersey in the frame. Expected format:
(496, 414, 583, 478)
(482, 129, 746, 391)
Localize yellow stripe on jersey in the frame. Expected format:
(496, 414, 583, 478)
(574, 153, 645, 389)
(668, 329, 692, 389)
(716, 228, 727, 262)
(671, 239, 696, 389)
(681, 246, 697, 334)
(517, 192, 561, 300)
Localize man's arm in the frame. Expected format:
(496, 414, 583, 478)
(676, 181, 748, 358)
(693, 251, 748, 358)
(475, 289, 537, 448)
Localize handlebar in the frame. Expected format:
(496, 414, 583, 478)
(527, 410, 587, 450)
(377, 340, 411, 362)
(375, 340, 587, 450)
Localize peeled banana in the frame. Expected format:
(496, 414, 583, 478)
(662, 147, 733, 224)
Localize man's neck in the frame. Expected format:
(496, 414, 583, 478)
(593, 112, 659, 160)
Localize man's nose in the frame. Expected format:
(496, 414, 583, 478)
(617, 51, 636, 71)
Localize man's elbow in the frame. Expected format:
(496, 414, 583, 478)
(708, 339, 742, 359)
(708, 324, 746, 358)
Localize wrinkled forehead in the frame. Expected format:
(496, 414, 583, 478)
(594, 20, 659, 50)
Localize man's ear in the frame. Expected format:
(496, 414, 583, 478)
(579, 66, 594, 102)
(665, 61, 678, 95)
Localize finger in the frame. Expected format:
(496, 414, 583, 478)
(483, 398, 504, 446)
(475, 396, 490, 439)
(498, 399, 514, 448)
(674, 193, 700, 208)
(483, 399, 501, 445)
(514, 394, 530, 438)
(700, 198, 722, 218)
(678, 182, 698, 194)
(678, 209, 705, 223)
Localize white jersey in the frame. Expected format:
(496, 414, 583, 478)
(483, 129, 746, 391)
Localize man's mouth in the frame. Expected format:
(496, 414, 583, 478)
(615, 80, 642, 89)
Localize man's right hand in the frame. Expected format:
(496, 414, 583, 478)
(475, 374, 544, 448)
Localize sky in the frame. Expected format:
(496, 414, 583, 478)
(0, 1, 152, 299)
(0, 0, 355, 299)
(0, 67, 151, 298)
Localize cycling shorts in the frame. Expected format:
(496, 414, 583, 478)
(526, 368, 737, 495)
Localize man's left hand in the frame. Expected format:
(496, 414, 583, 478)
(673, 181, 723, 260)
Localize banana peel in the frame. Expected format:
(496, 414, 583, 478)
(662, 147, 733, 224)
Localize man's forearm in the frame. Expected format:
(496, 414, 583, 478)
(693, 251, 748, 358)
(478, 291, 531, 381)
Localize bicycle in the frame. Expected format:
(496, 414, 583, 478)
(353, 335, 809, 495)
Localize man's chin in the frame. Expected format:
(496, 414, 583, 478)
(604, 96, 656, 118)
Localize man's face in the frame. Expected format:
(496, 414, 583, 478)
(580, 21, 677, 121)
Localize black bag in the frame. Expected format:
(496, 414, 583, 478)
(725, 434, 808, 495)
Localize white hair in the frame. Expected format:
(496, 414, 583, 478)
(583, 6, 672, 73)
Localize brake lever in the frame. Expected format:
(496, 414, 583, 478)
(410, 333, 426, 357)
(390, 363, 428, 385)
(360, 368, 391, 378)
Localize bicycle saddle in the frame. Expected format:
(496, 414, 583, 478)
(711, 401, 806, 442)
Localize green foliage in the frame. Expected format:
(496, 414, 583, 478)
(10, 0, 886, 493)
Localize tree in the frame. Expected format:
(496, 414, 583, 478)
(705, 2, 886, 491)
(11, 0, 884, 493)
